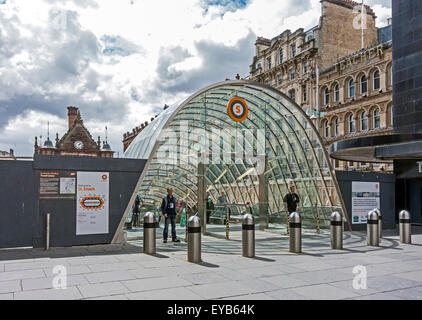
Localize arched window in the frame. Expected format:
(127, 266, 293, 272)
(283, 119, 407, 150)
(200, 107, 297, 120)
(348, 79, 355, 97)
(334, 84, 340, 102)
(391, 105, 394, 126)
(360, 75, 367, 94)
(348, 114, 355, 133)
(324, 88, 330, 105)
(289, 89, 296, 101)
(323, 120, 330, 138)
(373, 70, 380, 90)
(373, 108, 380, 129)
(334, 118, 340, 137)
(360, 111, 368, 131)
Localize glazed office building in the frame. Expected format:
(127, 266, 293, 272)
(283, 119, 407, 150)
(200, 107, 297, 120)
(123, 81, 348, 233)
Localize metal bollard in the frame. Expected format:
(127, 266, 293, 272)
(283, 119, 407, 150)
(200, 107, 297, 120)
(367, 210, 379, 247)
(143, 212, 156, 254)
(289, 212, 301, 253)
(374, 208, 382, 238)
(45, 213, 50, 251)
(399, 210, 412, 244)
(188, 215, 201, 263)
(330, 211, 343, 250)
(242, 213, 255, 258)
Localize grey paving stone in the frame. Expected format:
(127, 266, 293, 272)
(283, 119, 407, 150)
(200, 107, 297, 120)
(288, 261, 338, 272)
(366, 275, 422, 292)
(43, 265, 91, 277)
(0, 280, 21, 294)
(0, 269, 45, 282)
(88, 261, 140, 272)
(84, 270, 135, 284)
(122, 276, 191, 293)
(86, 294, 129, 300)
(14, 287, 82, 300)
(289, 284, 360, 300)
(260, 274, 311, 289)
(188, 281, 252, 299)
(288, 269, 354, 286)
(220, 293, 276, 300)
(265, 289, 308, 300)
(126, 287, 203, 300)
(387, 285, 422, 300)
(0, 293, 13, 300)
(4, 260, 70, 272)
(128, 267, 167, 279)
(393, 270, 422, 283)
(179, 272, 230, 285)
(352, 292, 406, 300)
(327, 279, 378, 296)
(22, 275, 88, 291)
(77, 282, 129, 299)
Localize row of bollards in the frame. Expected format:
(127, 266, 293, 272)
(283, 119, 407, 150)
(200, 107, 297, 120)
(142, 208, 413, 260)
(366, 209, 412, 247)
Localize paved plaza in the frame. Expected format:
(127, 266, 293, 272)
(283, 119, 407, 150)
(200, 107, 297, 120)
(1, 226, 422, 300)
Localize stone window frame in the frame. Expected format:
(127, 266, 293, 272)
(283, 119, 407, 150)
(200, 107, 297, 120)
(372, 68, 381, 91)
(324, 87, 330, 105)
(323, 119, 330, 138)
(277, 74, 283, 86)
(279, 49, 284, 64)
(347, 78, 355, 98)
(333, 117, 340, 137)
(347, 113, 356, 133)
(360, 74, 368, 94)
(360, 110, 368, 132)
(333, 83, 340, 103)
(302, 84, 307, 102)
(290, 69, 295, 81)
(373, 107, 381, 129)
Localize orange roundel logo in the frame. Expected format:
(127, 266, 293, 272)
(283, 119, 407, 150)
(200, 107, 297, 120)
(227, 97, 248, 122)
(101, 174, 108, 181)
(81, 197, 104, 210)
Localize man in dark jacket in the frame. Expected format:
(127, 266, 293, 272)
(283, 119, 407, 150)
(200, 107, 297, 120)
(161, 188, 180, 243)
(283, 185, 300, 214)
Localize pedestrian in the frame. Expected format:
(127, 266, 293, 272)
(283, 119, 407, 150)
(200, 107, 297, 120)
(132, 193, 143, 227)
(283, 185, 300, 214)
(206, 193, 214, 224)
(161, 188, 180, 243)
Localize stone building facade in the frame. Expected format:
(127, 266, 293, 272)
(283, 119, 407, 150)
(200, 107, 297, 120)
(34, 106, 114, 158)
(249, 0, 392, 172)
(319, 42, 393, 171)
(250, 0, 377, 113)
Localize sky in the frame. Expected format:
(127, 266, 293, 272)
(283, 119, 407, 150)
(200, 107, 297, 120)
(0, 0, 391, 157)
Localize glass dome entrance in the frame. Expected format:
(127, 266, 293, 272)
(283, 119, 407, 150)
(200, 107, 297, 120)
(123, 80, 347, 234)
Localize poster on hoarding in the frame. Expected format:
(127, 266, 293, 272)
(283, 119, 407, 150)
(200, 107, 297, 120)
(76, 172, 109, 235)
(351, 181, 380, 224)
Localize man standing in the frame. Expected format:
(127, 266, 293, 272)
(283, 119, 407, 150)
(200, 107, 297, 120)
(161, 188, 180, 243)
(283, 185, 300, 214)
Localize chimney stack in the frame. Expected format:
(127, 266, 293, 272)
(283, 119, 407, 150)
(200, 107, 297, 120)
(67, 106, 79, 129)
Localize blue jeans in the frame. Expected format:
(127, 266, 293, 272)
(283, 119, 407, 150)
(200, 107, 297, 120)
(163, 215, 177, 240)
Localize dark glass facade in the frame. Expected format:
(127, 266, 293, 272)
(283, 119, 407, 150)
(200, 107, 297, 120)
(392, 0, 422, 134)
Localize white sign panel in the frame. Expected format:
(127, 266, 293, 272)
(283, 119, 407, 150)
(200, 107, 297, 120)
(351, 181, 380, 224)
(76, 172, 109, 235)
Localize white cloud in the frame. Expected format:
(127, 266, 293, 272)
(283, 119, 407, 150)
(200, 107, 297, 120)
(0, 0, 391, 157)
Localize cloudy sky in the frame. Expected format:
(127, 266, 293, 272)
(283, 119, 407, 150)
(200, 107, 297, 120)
(0, 0, 391, 157)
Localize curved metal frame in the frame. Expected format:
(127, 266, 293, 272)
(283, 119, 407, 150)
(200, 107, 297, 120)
(112, 80, 349, 243)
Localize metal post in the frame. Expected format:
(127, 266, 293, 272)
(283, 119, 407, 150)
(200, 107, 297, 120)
(289, 212, 301, 253)
(188, 215, 201, 263)
(399, 210, 411, 244)
(330, 211, 343, 250)
(45, 213, 50, 251)
(143, 212, 156, 254)
(374, 208, 382, 238)
(367, 210, 379, 247)
(242, 213, 255, 258)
